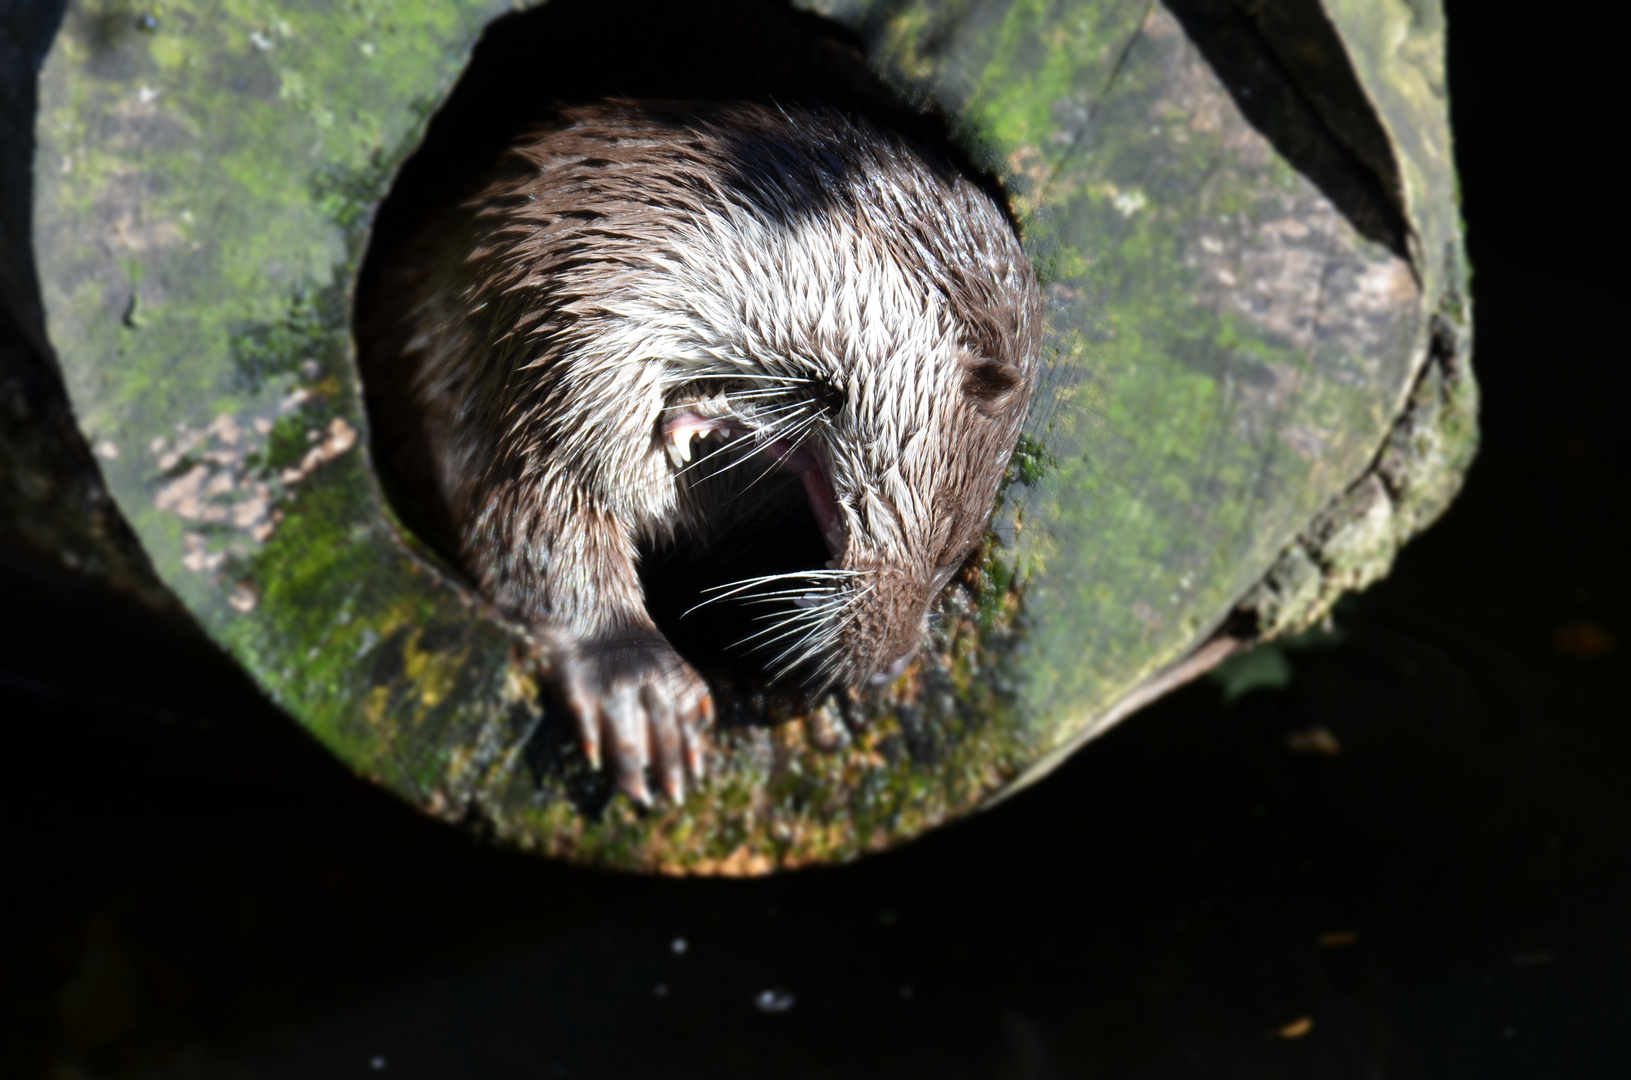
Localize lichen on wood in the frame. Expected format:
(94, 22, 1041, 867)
(17, 0, 1472, 871)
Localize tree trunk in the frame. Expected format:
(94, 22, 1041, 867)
(2, 0, 1472, 872)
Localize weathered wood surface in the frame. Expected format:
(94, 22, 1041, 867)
(1, 0, 164, 603)
(6, 0, 1472, 871)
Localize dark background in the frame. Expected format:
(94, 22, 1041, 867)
(2, 1, 1627, 1077)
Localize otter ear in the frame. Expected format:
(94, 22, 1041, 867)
(962, 358, 1023, 409)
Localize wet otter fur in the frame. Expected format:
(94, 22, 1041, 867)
(359, 101, 1040, 805)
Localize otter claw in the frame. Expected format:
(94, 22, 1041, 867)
(645, 687, 687, 803)
(559, 636, 711, 806)
(567, 680, 604, 772)
(603, 681, 654, 804)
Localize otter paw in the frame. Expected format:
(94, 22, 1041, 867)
(559, 635, 712, 806)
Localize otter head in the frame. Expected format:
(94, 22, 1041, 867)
(644, 106, 1043, 691)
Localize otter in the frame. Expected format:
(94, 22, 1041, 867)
(359, 101, 1041, 805)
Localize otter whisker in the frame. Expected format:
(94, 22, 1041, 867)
(733, 410, 820, 444)
(747, 601, 840, 630)
(681, 591, 802, 619)
(671, 371, 812, 384)
(681, 569, 859, 617)
(661, 395, 808, 418)
(752, 631, 838, 678)
(733, 591, 861, 645)
(670, 443, 749, 483)
(732, 615, 828, 654)
(731, 582, 847, 596)
(768, 634, 847, 684)
(756, 404, 824, 436)
(705, 410, 829, 498)
(751, 585, 875, 668)
(800, 667, 849, 698)
(737, 403, 815, 431)
(667, 414, 806, 481)
(659, 390, 789, 412)
(745, 599, 847, 626)
(727, 593, 844, 617)
(750, 601, 833, 627)
(730, 458, 795, 500)
(672, 424, 780, 482)
(666, 402, 826, 489)
(700, 568, 860, 592)
(736, 588, 845, 606)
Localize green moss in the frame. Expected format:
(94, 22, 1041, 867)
(229, 282, 349, 394)
(32, 0, 1470, 871)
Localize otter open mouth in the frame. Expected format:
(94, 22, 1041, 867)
(642, 397, 848, 686)
(661, 400, 846, 559)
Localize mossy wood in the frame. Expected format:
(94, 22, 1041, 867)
(11, 0, 1471, 872)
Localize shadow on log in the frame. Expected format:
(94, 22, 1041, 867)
(1, 0, 1473, 872)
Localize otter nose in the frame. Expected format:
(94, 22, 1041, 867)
(868, 652, 913, 686)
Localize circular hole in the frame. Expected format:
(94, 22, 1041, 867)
(354, 0, 1008, 697)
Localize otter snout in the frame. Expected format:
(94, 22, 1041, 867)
(835, 562, 940, 687)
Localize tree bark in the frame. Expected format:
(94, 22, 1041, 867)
(3, 0, 1472, 872)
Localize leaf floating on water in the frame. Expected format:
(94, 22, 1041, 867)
(1285, 727, 1342, 757)
(1554, 622, 1615, 658)
(1272, 1016, 1313, 1040)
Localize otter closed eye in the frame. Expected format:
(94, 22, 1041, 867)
(359, 101, 1041, 806)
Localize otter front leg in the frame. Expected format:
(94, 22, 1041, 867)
(487, 505, 711, 805)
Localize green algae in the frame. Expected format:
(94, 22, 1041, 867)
(28, 0, 1471, 871)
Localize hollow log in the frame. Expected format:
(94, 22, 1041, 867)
(0, 0, 1472, 872)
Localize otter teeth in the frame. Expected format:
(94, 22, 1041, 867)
(667, 428, 695, 467)
(663, 413, 736, 468)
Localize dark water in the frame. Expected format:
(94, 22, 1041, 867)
(3, 2, 1627, 1077)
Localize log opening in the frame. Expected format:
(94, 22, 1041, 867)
(354, 0, 1021, 697)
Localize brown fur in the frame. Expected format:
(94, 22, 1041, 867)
(359, 101, 1040, 804)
